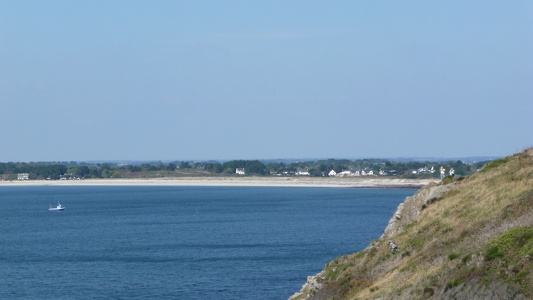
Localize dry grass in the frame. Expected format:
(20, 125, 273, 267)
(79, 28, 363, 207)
(309, 148, 533, 300)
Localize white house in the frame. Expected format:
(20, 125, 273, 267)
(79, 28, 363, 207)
(338, 169, 361, 176)
(18, 173, 29, 180)
(413, 166, 436, 175)
(328, 170, 337, 177)
(236, 168, 245, 175)
(338, 170, 352, 176)
(60, 173, 75, 180)
(361, 168, 374, 176)
(296, 170, 310, 176)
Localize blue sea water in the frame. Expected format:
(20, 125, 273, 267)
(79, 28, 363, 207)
(0, 186, 415, 300)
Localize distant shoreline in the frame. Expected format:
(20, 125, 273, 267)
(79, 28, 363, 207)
(0, 177, 435, 189)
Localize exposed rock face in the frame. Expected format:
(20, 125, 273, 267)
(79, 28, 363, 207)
(381, 182, 456, 239)
(289, 271, 325, 300)
(387, 241, 399, 254)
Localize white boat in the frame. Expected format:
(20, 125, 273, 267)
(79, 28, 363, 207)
(49, 202, 65, 211)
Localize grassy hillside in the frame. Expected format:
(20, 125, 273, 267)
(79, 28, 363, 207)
(292, 148, 533, 300)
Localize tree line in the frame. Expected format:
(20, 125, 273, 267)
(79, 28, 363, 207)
(0, 158, 488, 180)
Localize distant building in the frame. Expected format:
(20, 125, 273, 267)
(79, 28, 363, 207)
(328, 170, 337, 177)
(236, 168, 245, 175)
(295, 170, 310, 176)
(338, 170, 351, 176)
(412, 166, 435, 175)
(18, 173, 29, 180)
(380, 169, 397, 176)
(60, 173, 75, 180)
(338, 169, 360, 177)
(361, 168, 374, 176)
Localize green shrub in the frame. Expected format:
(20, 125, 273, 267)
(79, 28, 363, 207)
(441, 176, 455, 185)
(519, 239, 533, 257)
(511, 270, 529, 285)
(480, 157, 510, 173)
(486, 246, 504, 260)
(448, 252, 460, 260)
(492, 226, 533, 253)
(446, 277, 463, 290)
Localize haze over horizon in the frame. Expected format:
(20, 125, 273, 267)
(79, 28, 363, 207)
(1, 1, 531, 162)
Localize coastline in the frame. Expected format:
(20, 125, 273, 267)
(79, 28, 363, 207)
(0, 177, 436, 189)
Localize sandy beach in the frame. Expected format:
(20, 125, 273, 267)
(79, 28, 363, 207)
(0, 177, 436, 189)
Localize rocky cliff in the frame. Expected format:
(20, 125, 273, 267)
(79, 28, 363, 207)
(290, 148, 533, 300)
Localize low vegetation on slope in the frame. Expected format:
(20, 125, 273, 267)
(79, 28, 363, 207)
(292, 148, 533, 300)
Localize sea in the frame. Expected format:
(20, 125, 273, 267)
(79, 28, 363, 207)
(0, 186, 415, 300)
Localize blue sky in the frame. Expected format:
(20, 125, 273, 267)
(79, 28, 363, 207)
(1, 1, 531, 162)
